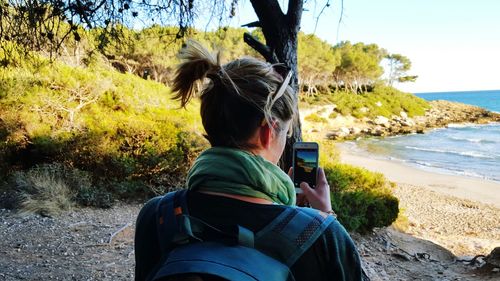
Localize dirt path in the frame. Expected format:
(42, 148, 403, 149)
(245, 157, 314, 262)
(1, 193, 498, 280)
(0, 204, 139, 280)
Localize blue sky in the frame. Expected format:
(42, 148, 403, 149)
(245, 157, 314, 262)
(227, 0, 500, 93)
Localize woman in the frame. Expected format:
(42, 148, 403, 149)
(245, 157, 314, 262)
(135, 40, 362, 281)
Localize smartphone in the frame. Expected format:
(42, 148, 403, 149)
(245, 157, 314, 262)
(292, 142, 319, 193)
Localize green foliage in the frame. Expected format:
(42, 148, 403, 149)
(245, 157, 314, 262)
(298, 33, 340, 95)
(386, 53, 418, 85)
(324, 163, 399, 233)
(0, 24, 403, 230)
(332, 41, 387, 92)
(302, 85, 429, 118)
(304, 113, 328, 123)
(0, 60, 208, 205)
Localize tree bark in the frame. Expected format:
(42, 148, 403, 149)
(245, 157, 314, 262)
(247, 0, 304, 170)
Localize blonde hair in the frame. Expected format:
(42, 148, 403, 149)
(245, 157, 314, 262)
(172, 39, 296, 148)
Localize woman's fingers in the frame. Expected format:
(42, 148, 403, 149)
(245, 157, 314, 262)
(298, 167, 332, 212)
(299, 181, 313, 195)
(316, 167, 328, 186)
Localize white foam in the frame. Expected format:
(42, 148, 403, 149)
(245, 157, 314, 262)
(404, 146, 496, 159)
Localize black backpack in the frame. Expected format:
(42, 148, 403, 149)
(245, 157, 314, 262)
(150, 189, 334, 281)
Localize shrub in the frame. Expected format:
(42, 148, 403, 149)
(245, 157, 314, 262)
(8, 164, 77, 216)
(325, 163, 399, 233)
(0, 62, 208, 204)
(317, 140, 341, 165)
(301, 85, 429, 119)
(304, 113, 328, 123)
(5, 163, 116, 213)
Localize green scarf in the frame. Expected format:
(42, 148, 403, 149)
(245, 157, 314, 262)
(186, 147, 296, 206)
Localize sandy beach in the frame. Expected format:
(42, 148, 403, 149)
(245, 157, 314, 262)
(338, 143, 500, 257)
(338, 143, 500, 208)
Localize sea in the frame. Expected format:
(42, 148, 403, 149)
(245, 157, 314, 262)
(347, 90, 500, 183)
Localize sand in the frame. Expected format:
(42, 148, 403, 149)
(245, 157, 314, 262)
(337, 143, 500, 257)
(337, 143, 500, 208)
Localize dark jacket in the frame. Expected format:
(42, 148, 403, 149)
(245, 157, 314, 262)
(135, 191, 363, 281)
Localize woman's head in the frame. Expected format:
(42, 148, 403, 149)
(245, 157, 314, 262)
(172, 39, 296, 160)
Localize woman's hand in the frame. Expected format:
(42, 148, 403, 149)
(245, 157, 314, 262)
(288, 167, 332, 212)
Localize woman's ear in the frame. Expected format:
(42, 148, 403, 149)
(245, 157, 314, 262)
(259, 122, 273, 149)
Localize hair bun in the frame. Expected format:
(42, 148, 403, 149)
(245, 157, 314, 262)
(172, 39, 221, 107)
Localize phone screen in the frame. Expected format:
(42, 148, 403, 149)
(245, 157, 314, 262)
(293, 148, 318, 188)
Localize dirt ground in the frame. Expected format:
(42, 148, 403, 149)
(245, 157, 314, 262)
(0, 195, 498, 280)
(0, 204, 138, 280)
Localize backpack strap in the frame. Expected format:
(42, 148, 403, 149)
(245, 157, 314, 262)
(156, 190, 254, 252)
(255, 207, 335, 267)
(156, 190, 333, 276)
(156, 189, 191, 253)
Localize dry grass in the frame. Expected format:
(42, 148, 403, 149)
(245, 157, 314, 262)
(391, 210, 410, 232)
(13, 165, 75, 216)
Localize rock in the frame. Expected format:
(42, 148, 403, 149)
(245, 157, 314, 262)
(400, 111, 408, 118)
(486, 247, 500, 267)
(370, 126, 387, 136)
(350, 127, 362, 135)
(400, 118, 415, 127)
(339, 127, 351, 135)
(391, 252, 411, 261)
(375, 101, 382, 107)
(326, 127, 351, 139)
(359, 107, 369, 113)
(374, 116, 389, 126)
(416, 127, 426, 134)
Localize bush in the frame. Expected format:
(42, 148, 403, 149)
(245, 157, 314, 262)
(0, 61, 208, 205)
(301, 85, 430, 119)
(325, 163, 399, 233)
(304, 113, 328, 123)
(4, 163, 115, 214)
(7, 164, 77, 216)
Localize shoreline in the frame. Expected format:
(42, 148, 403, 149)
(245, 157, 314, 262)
(337, 142, 500, 257)
(337, 142, 500, 208)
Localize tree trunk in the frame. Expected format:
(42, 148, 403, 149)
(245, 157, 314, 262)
(247, 0, 304, 170)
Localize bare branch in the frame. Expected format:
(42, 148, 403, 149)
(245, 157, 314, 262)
(241, 21, 261, 28)
(313, 0, 331, 34)
(337, 0, 344, 42)
(243, 32, 278, 63)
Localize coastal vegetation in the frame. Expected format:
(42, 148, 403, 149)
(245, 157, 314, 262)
(0, 24, 408, 231)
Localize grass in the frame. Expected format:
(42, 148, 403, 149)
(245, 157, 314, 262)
(0, 58, 208, 210)
(304, 113, 328, 123)
(301, 85, 430, 119)
(11, 164, 76, 217)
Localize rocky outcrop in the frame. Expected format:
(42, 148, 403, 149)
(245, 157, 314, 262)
(321, 100, 500, 140)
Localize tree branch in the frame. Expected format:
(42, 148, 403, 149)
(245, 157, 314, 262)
(242, 21, 261, 28)
(337, 0, 344, 42)
(313, 0, 331, 33)
(243, 33, 278, 63)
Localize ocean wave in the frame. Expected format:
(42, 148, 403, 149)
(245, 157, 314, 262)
(414, 161, 439, 168)
(447, 123, 478, 128)
(447, 122, 500, 129)
(411, 161, 499, 181)
(449, 136, 497, 144)
(404, 146, 497, 159)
